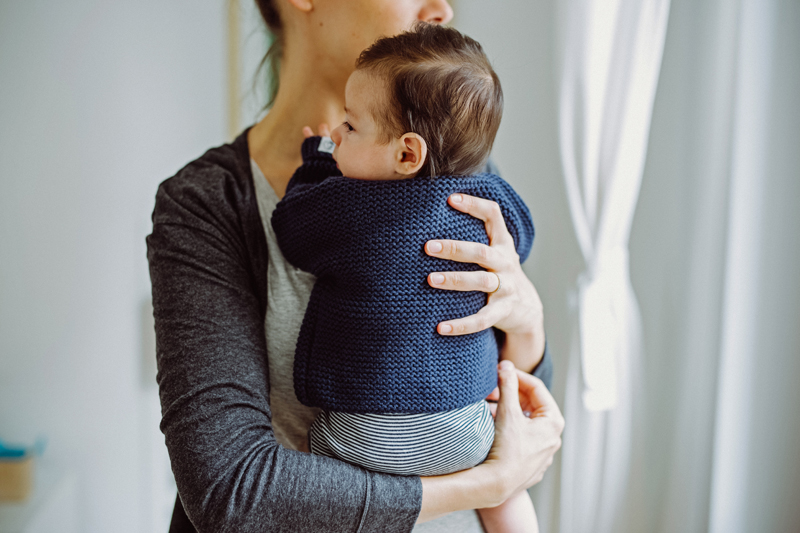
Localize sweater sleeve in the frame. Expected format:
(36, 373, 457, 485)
(532, 341, 553, 389)
(147, 163, 421, 533)
(285, 136, 341, 194)
(270, 137, 344, 275)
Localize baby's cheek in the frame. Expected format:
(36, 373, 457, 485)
(336, 151, 353, 173)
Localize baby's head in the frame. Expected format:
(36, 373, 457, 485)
(330, 23, 503, 180)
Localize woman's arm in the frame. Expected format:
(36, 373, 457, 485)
(417, 361, 564, 523)
(147, 164, 420, 532)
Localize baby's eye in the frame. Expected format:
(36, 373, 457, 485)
(342, 121, 354, 132)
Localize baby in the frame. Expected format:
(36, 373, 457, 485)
(272, 23, 539, 532)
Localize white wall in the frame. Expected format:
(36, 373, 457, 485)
(0, 1, 229, 531)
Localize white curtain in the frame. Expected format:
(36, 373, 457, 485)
(555, 0, 670, 531)
(649, 0, 800, 531)
(542, 0, 800, 531)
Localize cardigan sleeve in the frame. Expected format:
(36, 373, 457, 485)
(285, 136, 341, 193)
(271, 137, 344, 276)
(532, 342, 553, 389)
(147, 162, 421, 533)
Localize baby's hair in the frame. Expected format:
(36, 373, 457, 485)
(355, 23, 503, 178)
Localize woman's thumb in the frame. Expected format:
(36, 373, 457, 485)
(496, 360, 521, 417)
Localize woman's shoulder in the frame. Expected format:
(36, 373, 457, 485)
(148, 128, 269, 306)
(156, 130, 254, 209)
(149, 129, 267, 272)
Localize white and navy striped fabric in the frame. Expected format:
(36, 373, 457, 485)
(309, 400, 495, 476)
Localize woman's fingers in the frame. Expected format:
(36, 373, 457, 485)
(301, 123, 332, 137)
(523, 417, 564, 487)
(482, 361, 564, 498)
(427, 271, 501, 293)
(436, 304, 506, 335)
(496, 360, 523, 419)
(447, 194, 515, 247)
(425, 239, 504, 270)
(485, 361, 527, 494)
(516, 371, 564, 428)
(427, 192, 544, 340)
(515, 371, 564, 487)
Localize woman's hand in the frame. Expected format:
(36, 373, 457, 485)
(417, 361, 564, 522)
(425, 193, 546, 369)
(481, 361, 564, 498)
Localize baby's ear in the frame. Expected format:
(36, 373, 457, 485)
(286, 0, 313, 13)
(394, 133, 428, 177)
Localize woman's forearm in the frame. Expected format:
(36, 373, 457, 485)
(418, 464, 506, 523)
(501, 327, 545, 374)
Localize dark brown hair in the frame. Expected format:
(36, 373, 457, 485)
(356, 23, 503, 178)
(254, 0, 283, 108)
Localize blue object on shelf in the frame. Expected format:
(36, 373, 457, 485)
(0, 440, 28, 459)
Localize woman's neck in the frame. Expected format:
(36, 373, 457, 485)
(248, 42, 349, 198)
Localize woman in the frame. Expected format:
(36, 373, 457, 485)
(147, 0, 564, 531)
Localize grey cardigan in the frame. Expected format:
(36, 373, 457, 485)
(147, 130, 552, 532)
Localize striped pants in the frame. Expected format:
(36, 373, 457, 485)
(309, 400, 495, 476)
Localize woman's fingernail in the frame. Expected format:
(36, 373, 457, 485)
(440, 324, 453, 334)
(427, 241, 443, 253)
(450, 194, 463, 204)
(499, 360, 514, 371)
(430, 273, 445, 285)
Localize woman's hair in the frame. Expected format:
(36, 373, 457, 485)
(356, 23, 504, 178)
(254, 0, 283, 108)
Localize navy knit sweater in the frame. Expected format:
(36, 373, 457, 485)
(272, 137, 535, 413)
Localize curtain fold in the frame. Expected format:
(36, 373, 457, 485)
(555, 1, 670, 531)
(558, 0, 671, 413)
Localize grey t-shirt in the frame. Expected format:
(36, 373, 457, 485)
(251, 160, 484, 532)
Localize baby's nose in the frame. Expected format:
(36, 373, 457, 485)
(330, 125, 342, 146)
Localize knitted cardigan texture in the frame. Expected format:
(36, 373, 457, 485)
(272, 137, 535, 413)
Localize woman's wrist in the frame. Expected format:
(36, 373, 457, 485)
(418, 463, 509, 523)
(494, 270, 545, 373)
(500, 327, 545, 374)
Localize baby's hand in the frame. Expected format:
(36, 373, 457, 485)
(302, 123, 331, 138)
